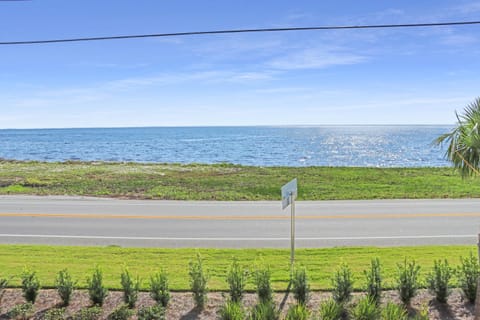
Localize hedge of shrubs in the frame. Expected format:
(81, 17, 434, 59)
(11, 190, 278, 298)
(0, 252, 479, 319)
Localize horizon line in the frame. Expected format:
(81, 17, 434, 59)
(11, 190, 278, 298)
(0, 124, 454, 130)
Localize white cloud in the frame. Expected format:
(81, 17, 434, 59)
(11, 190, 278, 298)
(191, 36, 285, 62)
(73, 62, 150, 69)
(268, 47, 367, 70)
(440, 34, 478, 46)
(286, 13, 312, 21)
(455, 1, 480, 14)
(105, 69, 275, 89)
(227, 73, 270, 82)
(253, 87, 309, 94)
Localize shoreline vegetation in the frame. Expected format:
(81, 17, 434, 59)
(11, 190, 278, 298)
(0, 160, 479, 200)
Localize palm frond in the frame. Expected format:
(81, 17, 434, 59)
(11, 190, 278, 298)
(435, 97, 480, 178)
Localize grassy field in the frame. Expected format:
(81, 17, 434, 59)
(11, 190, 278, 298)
(0, 244, 475, 291)
(0, 160, 479, 200)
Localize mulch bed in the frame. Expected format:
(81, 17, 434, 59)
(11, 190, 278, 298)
(0, 289, 475, 319)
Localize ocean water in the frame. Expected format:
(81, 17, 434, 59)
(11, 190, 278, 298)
(0, 126, 452, 167)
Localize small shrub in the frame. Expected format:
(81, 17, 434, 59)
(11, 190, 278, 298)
(291, 267, 310, 305)
(7, 303, 34, 320)
(227, 259, 247, 303)
(331, 262, 353, 304)
(349, 296, 379, 320)
(0, 277, 8, 304)
(137, 305, 165, 320)
(150, 269, 170, 307)
(43, 308, 66, 320)
(364, 258, 382, 305)
(427, 259, 452, 303)
(248, 301, 279, 320)
(219, 300, 245, 320)
(189, 253, 209, 309)
(458, 251, 480, 303)
(254, 266, 273, 304)
(21, 268, 40, 304)
(107, 304, 134, 320)
(396, 258, 420, 305)
(73, 307, 102, 320)
(55, 269, 75, 306)
(380, 302, 408, 320)
(87, 267, 108, 306)
(120, 268, 140, 308)
(285, 304, 309, 320)
(412, 304, 429, 320)
(318, 299, 342, 320)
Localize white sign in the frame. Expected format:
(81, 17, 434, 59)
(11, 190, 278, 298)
(281, 178, 297, 209)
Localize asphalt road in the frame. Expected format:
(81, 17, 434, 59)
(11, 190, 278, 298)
(0, 196, 479, 248)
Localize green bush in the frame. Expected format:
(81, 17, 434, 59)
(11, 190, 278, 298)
(137, 305, 165, 320)
(412, 304, 429, 320)
(189, 253, 209, 309)
(55, 269, 75, 306)
(120, 268, 140, 308)
(150, 269, 170, 307)
(107, 304, 134, 320)
(427, 259, 452, 303)
(380, 302, 408, 320)
(291, 267, 310, 306)
(364, 258, 382, 305)
(254, 266, 273, 304)
(285, 304, 309, 320)
(458, 251, 480, 303)
(248, 301, 279, 320)
(219, 300, 245, 320)
(87, 267, 108, 306)
(43, 308, 66, 320)
(21, 268, 40, 304)
(349, 296, 379, 320)
(7, 303, 34, 320)
(0, 277, 8, 305)
(227, 259, 247, 303)
(318, 299, 342, 320)
(396, 258, 420, 305)
(331, 262, 353, 304)
(73, 307, 102, 320)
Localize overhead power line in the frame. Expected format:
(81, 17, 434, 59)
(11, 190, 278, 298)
(1, 20, 480, 45)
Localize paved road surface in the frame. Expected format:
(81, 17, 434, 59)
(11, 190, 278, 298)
(0, 196, 479, 248)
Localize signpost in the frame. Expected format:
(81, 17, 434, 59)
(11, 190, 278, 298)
(281, 178, 297, 268)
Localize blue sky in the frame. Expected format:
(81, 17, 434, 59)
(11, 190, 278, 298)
(1, 0, 479, 128)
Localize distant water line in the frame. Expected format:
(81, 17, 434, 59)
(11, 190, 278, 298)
(0, 126, 452, 167)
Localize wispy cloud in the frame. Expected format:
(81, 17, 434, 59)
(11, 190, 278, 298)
(106, 69, 275, 89)
(253, 87, 310, 94)
(9, 68, 277, 111)
(73, 62, 150, 69)
(284, 12, 314, 23)
(268, 47, 367, 70)
(227, 71, 275, 82)
(454, 1, 480, 14)
(191, 36, 285, 62)
(440, 34, 478, 46)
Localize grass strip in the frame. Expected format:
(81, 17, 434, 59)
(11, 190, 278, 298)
(1, 160, 479, 200)
(0, 244, 475, 291)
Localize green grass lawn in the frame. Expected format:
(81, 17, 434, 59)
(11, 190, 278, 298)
(0, 244, 475, 291)
(0, 160, 479, 200)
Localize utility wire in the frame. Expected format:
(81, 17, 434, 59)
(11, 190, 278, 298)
(1, 20, 480, 45)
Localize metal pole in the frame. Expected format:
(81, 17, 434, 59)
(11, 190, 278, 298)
(290, 192, 295, 268)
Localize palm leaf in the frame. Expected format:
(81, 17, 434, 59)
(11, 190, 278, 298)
(434, 97, 480, 178)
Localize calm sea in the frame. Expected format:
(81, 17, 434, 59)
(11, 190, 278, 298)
(0, 126, 452, 167)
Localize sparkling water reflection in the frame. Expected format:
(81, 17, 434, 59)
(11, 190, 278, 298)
(0, 126, 452, 167)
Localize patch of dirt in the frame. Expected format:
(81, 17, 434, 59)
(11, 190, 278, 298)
(0, 289, 475, 319)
